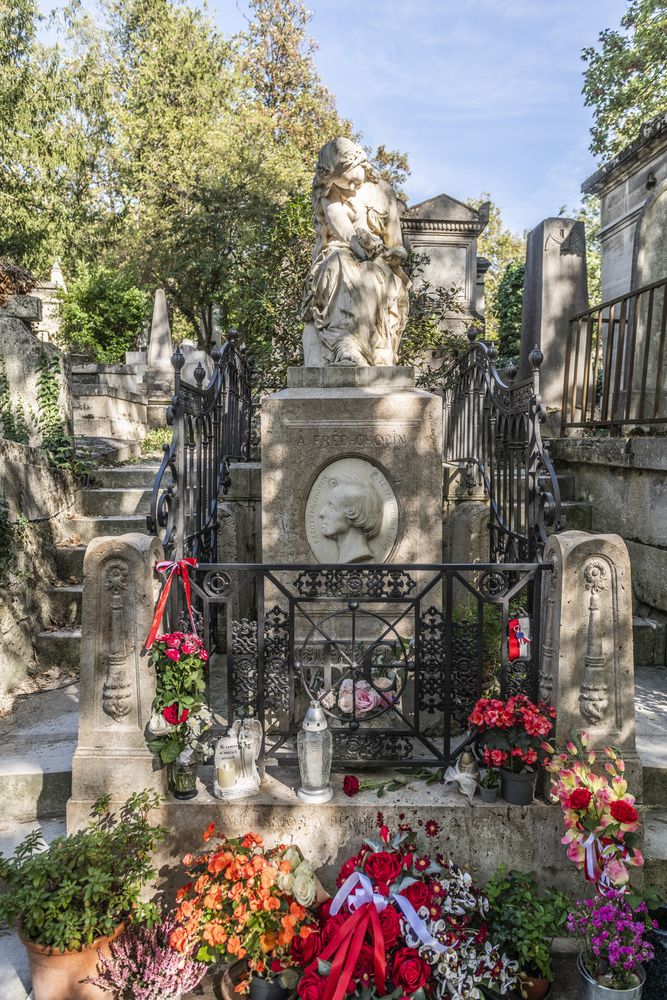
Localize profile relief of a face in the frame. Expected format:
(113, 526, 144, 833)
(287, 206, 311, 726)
(318, 473, 384, 563)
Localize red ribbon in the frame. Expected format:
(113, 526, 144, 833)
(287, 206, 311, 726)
(145, 558, 198, 649)
(314, 904, 386, 1000)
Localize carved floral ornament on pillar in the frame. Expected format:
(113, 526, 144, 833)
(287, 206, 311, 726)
(579, 559, 609, 725)
(102, 558, 133, 721)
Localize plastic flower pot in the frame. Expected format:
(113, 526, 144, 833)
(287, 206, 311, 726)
(479, 784, 499, 803)
(577, 954, 646, 999)
(500, 767, 537, 805)
(20, 921, 125, 1000)
(249, 975, 291, 1000)
(221, 963, 296, 1000)
(168, 760, 198, 799)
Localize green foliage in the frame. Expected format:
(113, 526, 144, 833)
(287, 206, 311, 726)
(468, 195, 526, 342)
(141, 426, 173, 454)
(0, 790, 165, 951)
(58, 267, 149, 363)
(479, 767, 500, 789)
(148, 637, 208, 763)
(0, 495, 13, 577)
(0, 354, 31, 443)
(486, 866, 571, 980)
(399, 250, 466, 381)
(35, 350, 72, 468)
(582, 0, 667, 158)
(495, 261, 525, 363)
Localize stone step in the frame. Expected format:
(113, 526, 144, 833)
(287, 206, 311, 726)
(558, 499, 592, 532)
(633, 615, 667, 667)
(539, 471, 575, 502)
(59, 514, 148, 545)
(645, 808, 667, 895)
(55, 545, 86, 581)
(46, 585, 82, 627)
(91, 463, 162, 488)
(79, 487, 152, 516)
(35, 629, 81, 672)
(636, 664, 667, 807)
(74, 436, 142, 464)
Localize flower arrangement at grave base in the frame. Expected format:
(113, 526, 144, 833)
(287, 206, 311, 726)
(169, 827, 320, 995)
(296, 820, 518, 1000)
(567, 888, 655, 992)
(147, 632, 213, 783)
(468, 695, 555, 773)
(84, 915, 208, 999)
(543, 732, 644, 891)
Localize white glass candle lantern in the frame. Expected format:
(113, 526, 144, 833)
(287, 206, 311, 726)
(297, 701, 333, 804)
(213, 735, 238, 798)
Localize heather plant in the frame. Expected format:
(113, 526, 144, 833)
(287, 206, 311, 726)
(85, 917, 207, 999)
(567, 889, 655, 989)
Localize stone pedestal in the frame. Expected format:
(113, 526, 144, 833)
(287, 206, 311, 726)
(67, 533, 166, 831)
(144, 289, 173, 428)
(261, 366, 443, 567)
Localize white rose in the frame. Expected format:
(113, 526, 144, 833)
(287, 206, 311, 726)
(276, 870, 295, 894)
(282, 846, 302, 871)
(338, 691, 353, 713)
(293, 869, 317, 908)
(294, 859, 313, 877)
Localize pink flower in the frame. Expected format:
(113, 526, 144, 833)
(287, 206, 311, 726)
(355, 687, 379, 713)
(167, 637, 182, 649)
(165, 648, 181, 662)
(199, 650, 209, 661)
(181, 641, 196, 654)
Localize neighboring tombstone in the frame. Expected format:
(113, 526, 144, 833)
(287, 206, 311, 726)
(402, 194, 489, 332)
(181, 349, 215, 386)
(442, 500, 490, 612)
(67, 533, 166, 830)
(144, 289, 173, 428)
(519, 218, 588, 411)
(539, 530, 640, 791)
(33, 261, 66, 344)
(582, 112, 667, 301)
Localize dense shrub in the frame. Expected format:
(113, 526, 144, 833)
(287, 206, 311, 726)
(59, 267, 149, 363)
(495, 261, 525, 364)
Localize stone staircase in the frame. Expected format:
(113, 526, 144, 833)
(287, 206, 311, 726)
(36, 461, 162, 677)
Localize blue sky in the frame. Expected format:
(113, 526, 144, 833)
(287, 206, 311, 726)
(40, 0, 628, 234)
(209, 0, 628, 234)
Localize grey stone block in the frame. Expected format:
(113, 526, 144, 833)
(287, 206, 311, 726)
(287, 365, 415, 389)
(35, 630, 81, 672)
(55, 546, 86, 581)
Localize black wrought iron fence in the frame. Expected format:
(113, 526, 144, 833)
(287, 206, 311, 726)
(438, 331, 561, 563)
(189, 560, 549, 769)
(561, 276, 667, 432)
(147, 331, 253, 561)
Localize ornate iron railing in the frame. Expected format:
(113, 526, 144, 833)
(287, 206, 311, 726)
(147, 331, 252, 560)
(561, 276, 667, 432)
(191, 560, 549, 769)
(438, 331, 561, 563)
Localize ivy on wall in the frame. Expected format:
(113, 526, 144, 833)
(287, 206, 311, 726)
(0, 355, 29, 444)
(35, 351, 73, 469)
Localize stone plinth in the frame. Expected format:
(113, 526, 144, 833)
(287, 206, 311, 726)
(67, 532, 167, 824)
(519, 218, 588, 411)
(66, 768, 594, 897)
(261, 367, 443, 567)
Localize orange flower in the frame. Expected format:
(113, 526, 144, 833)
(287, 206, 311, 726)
(252, 855, 266, 872)
(203, 884, 223, 909)
(290, 901, 305, 921)
(242, 833, 263, 849)
(176, 899, 197, 922)
(299, 924, 314, 939)
(203, 822, 217, 842)
(195, 875, 209, 894)
(279, 860, 292, 873)
(260, 930, 276, 953)
(208, 850, 233, 876)
(182, 853, 193, 866)
(234, 975, 249, 994)
(175, 881, 193, 902)
(227, 935, 243, 956)
(169, 926, 190, 954)
(267, 895, 281, 911)
(203, 922, 228, 947)
(260, 866, 277, 890)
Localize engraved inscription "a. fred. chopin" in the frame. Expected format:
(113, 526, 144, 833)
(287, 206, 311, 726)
(296, 430, 407, 449)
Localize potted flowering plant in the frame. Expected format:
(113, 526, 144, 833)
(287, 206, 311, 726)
(85, 916, 207, 999)
(296, 818, 518, 1000)
(486, 866, 570, 1000)
(468, 695, 556, 805)
(567, 889, 655, 998)
(0, 790, 164, 1000)
(170, 827, 320, 999)
(544, 733, 644, 891)
(147, 631, 211, 797)
(479, 768, 500, 803)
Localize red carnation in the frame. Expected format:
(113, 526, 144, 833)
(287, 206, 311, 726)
(343, 775, 360, 797)
(610, 799, 639, 825)
(379, 904, 402, 947)
(291, 930, 322, 966)
(364, 850, 403, 886)
(392, 947, 430, 993)
(401, 880, 431, 911)
(567, 787, 593, 811)
(162, 703, 189, 725)
(297, 968, 326, 1000)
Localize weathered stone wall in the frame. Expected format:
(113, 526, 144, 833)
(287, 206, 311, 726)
(550, 438, 667, 613)
(0, 295, 73, 446)
(0, 439, 78, 701)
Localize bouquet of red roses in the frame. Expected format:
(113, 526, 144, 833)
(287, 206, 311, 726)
(296, 822, 517, 1000)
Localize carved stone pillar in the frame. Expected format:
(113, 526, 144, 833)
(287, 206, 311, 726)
(68, 533, 167, 830)
(539, 530, 640, 794)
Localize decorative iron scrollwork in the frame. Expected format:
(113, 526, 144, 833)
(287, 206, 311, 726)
(293, 568, 416, 599)
(230, 618, 258, 719)
(264, 606, 290, 713)
(478, 570, 509, 599)
(202, 570, 232, 599)
(331, 732, 412, 761)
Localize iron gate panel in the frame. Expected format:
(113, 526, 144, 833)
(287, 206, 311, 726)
(186, 561, 549, 770)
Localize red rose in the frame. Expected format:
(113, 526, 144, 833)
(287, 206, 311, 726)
(318, 898, 333, 921)
(291, 930, 322, 967)
(401, 880, 431, 911)
(364, 850, 403, 886)
(321, 913, 347, 947)
(297, 969, 326, 1000)
(610, 799, 639, 825)
(567, 787, 593, 811)
(162, 703, 189, 725)
(354, 943, 375, 979)
(343, 775, 360, 797)
(379, 904, 402, 947)
(336, 854, 360, 887)
(392, 946, 430, 993)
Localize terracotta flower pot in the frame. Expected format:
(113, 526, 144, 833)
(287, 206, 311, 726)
(20, 921, 126, 1000)
(518, 969, 552, 999)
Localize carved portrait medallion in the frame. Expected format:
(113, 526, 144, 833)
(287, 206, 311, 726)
(305, 457, 399, 564)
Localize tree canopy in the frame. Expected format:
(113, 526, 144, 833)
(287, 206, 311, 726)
(582, 0, 667, 158)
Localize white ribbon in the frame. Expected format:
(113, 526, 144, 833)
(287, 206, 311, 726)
(330, 870, 447, 954)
